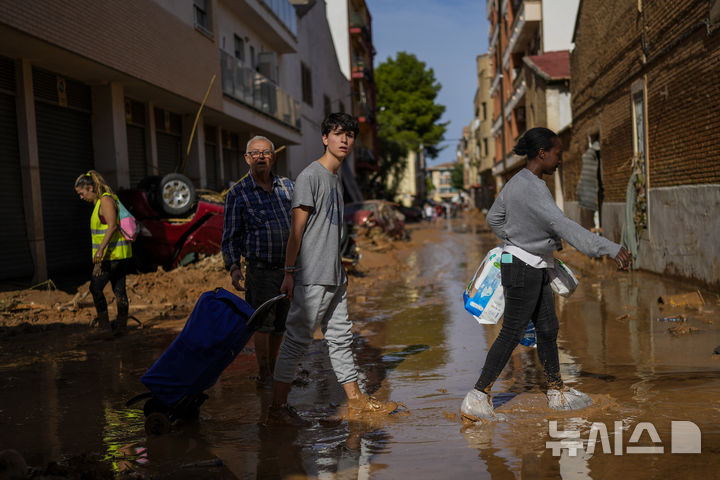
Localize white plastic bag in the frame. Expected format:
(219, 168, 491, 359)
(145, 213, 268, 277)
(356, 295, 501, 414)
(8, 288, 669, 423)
(463, 247, 505, 325)
(549, 259, 578, 297)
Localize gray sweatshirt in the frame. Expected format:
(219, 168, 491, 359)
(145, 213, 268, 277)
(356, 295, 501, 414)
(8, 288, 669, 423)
(487, 168, 621, 259)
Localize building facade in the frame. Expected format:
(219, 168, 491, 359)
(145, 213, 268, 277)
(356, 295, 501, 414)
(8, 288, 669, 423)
(0, 0, 350, 282)
(326, 0, 379, 195)
(567, 0, 720, 286)
(427, 162, 458, 204)
(485, 0, 578, 192)
(463, 54, 496, 211)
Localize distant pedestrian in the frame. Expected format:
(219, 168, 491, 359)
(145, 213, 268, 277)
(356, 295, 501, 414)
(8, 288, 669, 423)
(222, 135, 293, 389)
(74, 170, 133, 335)
(424, 203, 433, 222)
(460, 127, 631, 422)
(266, 113, 399, 426)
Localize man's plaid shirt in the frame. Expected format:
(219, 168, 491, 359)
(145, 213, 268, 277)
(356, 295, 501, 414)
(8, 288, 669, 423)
(221, 173, 294, 268)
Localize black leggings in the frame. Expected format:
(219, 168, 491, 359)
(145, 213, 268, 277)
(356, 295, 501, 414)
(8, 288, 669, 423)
(90, 259, 129, 317)
(475, 255, 563, 393)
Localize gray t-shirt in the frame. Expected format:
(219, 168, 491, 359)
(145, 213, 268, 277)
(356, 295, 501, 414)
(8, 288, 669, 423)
(292, 161, 346, 286)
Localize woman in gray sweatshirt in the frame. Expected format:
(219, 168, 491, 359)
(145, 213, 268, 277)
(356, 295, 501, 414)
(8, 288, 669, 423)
(460, 127, 631, 422)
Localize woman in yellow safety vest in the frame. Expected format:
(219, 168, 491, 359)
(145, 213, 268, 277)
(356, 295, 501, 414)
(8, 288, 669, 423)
(74, 170, 132, 335)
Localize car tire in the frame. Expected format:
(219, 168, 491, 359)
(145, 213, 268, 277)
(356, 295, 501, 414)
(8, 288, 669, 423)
(157, 173, 196, 216)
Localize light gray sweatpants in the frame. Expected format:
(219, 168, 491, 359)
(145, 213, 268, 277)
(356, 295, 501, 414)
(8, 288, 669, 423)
(273, 283, 358, 385)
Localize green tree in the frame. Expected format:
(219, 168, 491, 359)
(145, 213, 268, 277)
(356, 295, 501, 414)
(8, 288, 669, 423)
(450, 161, 465, 191)
(374, 52, 448, 198)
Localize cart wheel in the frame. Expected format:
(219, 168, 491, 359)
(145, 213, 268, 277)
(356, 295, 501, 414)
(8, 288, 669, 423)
(143, 398, 167, 416)
(145, 412, 171, 436)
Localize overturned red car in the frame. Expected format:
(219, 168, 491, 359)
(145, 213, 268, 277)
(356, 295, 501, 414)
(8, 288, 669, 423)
(118, 174, 224, 271)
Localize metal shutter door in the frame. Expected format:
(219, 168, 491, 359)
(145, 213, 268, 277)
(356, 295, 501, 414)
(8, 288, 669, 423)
(205, 143, 218, 190)
(35, 101, 94, 275)
(127, 125, 147, 187)
(0, 59, 34, 280)
(157, 132, 179, 175)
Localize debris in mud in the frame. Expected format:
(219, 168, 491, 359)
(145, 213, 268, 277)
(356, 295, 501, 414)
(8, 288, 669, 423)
(657, 315, 687, 322)
(658, 291, 705, 308)
(667, 324, 700, 336)
(442, 411, 460, 421)
(713, 345, 720, 355)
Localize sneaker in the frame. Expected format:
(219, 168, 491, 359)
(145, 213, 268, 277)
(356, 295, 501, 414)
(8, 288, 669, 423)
(348, 394, 398, 415)
(547, 387, 593, 411)
(460, 389, 506, 422)
(265, 404, 311, 427)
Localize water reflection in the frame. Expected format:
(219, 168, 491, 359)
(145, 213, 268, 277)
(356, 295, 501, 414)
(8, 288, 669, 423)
(2, 218, 719, 478)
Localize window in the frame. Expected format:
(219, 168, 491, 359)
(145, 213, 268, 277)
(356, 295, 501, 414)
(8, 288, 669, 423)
(301, 63, 313, 106)
(324, 94, 332, 117)
(249, 46, 256, 70)
(483, 138, 489, 156)
(482, 102, 487, 120)
(194, 0, 212, 34)
(234, 34, 245, 62)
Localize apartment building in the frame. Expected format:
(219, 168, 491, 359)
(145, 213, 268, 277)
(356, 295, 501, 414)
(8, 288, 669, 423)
(567, 0, 720, 286)
(427, 162, 458, 204)
(0, 0, 350, 282)
(485, 0, 578, 194)
(463, 54, 496, 210)
(326, 0, 379, 195)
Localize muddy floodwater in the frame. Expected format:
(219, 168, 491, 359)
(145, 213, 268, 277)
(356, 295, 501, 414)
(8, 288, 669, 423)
(2, 216, 720, 479)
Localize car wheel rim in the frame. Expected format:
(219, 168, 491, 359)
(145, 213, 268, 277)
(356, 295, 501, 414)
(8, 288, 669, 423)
(162, 181, 190, 209)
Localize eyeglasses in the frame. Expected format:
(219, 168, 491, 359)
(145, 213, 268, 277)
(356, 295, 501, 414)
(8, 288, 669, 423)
(247, 150, 273, 158)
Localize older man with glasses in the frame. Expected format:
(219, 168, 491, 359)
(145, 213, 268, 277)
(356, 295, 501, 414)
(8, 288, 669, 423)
(222, 135, 294, 389)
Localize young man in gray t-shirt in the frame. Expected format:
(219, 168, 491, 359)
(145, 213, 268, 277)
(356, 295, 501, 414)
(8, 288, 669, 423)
(266, 113, 399, 426)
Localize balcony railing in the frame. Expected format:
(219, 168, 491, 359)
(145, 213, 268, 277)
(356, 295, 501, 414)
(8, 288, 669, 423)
(260, 0, 297, 35)
(220, 50, 301, 130)
(349, 10, 367, 28)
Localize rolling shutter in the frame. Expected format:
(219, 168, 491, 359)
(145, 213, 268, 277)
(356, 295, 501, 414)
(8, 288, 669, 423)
(0, 57, 34, 280)
(33, 67, 94, 276)
(126, 99, 147, 187)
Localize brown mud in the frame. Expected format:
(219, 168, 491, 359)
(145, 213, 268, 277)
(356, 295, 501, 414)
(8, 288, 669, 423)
(1, 212, 720, 479)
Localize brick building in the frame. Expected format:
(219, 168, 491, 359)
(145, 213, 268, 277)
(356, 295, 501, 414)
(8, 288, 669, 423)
(566, 0, 720, 286)
(485, 0, 579, 191)
(0, 0, 351, 282)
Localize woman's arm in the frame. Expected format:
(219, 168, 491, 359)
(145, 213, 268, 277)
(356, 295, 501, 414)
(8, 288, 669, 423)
(95, 196, 118, 263)
(486, 191, 506, 241)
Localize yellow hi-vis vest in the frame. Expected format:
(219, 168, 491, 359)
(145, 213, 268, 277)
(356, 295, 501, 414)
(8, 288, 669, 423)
(90, 193, 132, 261)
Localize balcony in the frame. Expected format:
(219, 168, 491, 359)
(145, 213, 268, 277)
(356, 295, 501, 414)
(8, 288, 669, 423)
(349, 10, 373, 51)
(489, 26, 499, 53)
(503, 1, 541, 69)
(504, 79, 526, 119)
(223, 0, 297, 53)
(353, 101, 375, 124)
(220, 50, 301, 130)
(260, 0, 297, 35)
(489, 70, 501, 97)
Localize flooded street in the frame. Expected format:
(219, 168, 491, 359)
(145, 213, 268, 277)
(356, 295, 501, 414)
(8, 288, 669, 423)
(2, 215, 720, 479)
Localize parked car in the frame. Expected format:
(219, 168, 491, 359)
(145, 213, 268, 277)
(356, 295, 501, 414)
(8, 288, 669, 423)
(396, 204, 424, 223)
(118, 174, 223, 271)
(344, 200, 406, 240)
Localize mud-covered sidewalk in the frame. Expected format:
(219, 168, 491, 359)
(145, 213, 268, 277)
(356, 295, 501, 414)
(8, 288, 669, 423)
(1, 212, 720, 479)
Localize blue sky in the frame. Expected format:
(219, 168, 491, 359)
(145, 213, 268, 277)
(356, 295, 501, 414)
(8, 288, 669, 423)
(366, 0, 489, 166)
